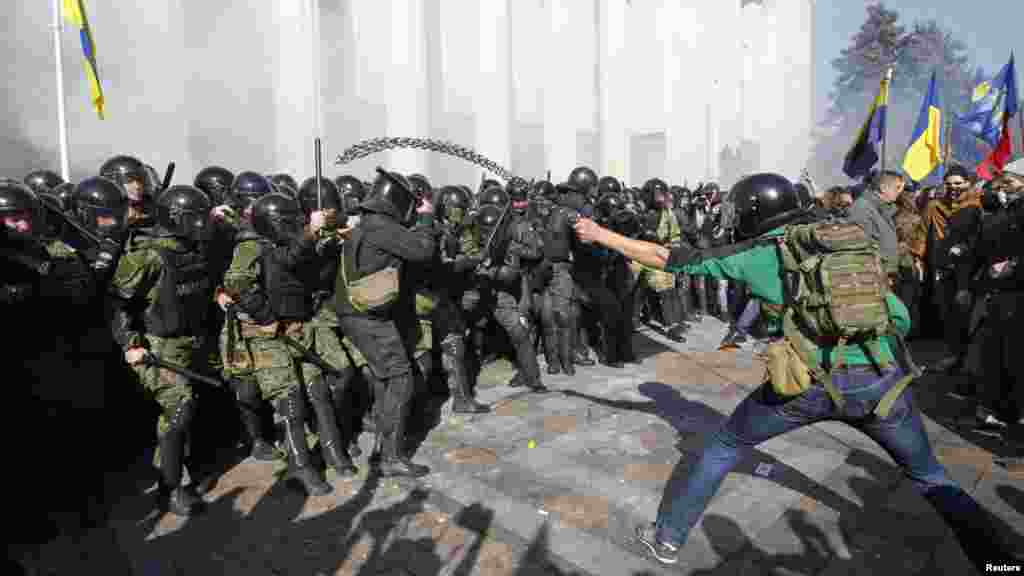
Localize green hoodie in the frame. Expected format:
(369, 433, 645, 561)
(666, 226, 910, 368)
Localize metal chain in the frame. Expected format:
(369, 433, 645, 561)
(334, 137, 531, 190)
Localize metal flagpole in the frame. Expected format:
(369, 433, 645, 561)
(50, 0, 71, 181)
(880, 67, 893, 174)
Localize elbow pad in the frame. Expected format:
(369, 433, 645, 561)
(109, 296, 141, 349)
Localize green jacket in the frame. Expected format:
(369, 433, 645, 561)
(666, 227, 910, 367)
(108, 235, 193, 348)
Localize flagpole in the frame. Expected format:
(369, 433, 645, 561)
(50, 0, 71, 181)
(880, 67, 893, 174)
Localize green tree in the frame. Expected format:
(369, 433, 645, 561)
(811, 2, 974, 184)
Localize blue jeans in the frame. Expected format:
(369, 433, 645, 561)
(735, 299, 760, 336)
(654, 364, 1007, 570)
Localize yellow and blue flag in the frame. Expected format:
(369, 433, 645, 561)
(843, 74, 890, 179)
(902, 71, 943, 183)
(958, 54, 1017, 148)
(63, 0, 104, 119)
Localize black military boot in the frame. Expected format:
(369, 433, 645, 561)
(512, 329, 548, 391)
(694, 278, 708, 319)
(308, 376, 358, 479)
(660, 292, 687, 343)
(158, 399, 202, 516)
(277, 390, 332, 497)
(542, 326, 562, 374)
(571, 317, 595, 366)
(677, 274, 695, 323)
(327, 367, 362, 459)
(557, 323, 576, 376)
(442, 338, 490, 414)
(233, 378, 279, 461)
(374, 379, 431, 478)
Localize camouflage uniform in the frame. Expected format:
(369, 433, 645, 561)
(108, 233, 210, 511)
(220, 234, 320, 404)
(109, 235, 203, 435)
(632, 209, 685, 339)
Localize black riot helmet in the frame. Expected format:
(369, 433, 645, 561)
(38, 182, 74, 238)
(479, 178, 501, 197)
(194, 166, 235, 206)
(674, 186, 693, 210)
(72, 176, 127, 240)
(24, 170, 64, 195)
(0, 179, 41, 242)
(507, 180, 529, 203)
(478, 184, 508, 209)
(100, 155, 148, 191)
(595, 193, 624, 226)
(533, 180, 556, 200)
(475, 203, 503, 238)
(568, 166, 598, 195)
(155, 185, 212, 242)
(361, 167, 416, 225)
(231, 171, 274, 212)
(408, 174, 432, 202)
(642, 178, 670, 210)
(269, 174, 299, 195)
(597, 176, 623, 198)
(437, 185, 471, 225)
(732, 173, 805, 241)
(252, 193, 305, 244)
(298, 177, 342, 217)
(334, 175, 366, 202)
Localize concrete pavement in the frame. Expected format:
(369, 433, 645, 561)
(15, 317, 1024, 575)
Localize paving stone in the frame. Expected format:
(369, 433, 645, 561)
(818, 531, 931, 575)
(333, 533, 374, 576)
(541, 493, 612, 531)
(933, 444, 994, 490)
(542, 414, 579, 435)
(622, 462, 676, 484)
(445, 447, 500, 466)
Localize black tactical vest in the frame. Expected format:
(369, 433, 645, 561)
(261, 242, 311, 321)
(144, 246, 211, 338)
(543, 208, 572, 262)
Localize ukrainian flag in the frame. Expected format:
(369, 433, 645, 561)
(958, 54, 1018, 148)
(902, 72, 943, 182)
(63, 0, 104, 119)
(843, 74, 890, 180)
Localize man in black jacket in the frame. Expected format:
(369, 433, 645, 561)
(335, 168, 437, 478)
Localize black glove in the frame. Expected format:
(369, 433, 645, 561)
(954, 289, 971, 309)
(85, 239, 121, 271)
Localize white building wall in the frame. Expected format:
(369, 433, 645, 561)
(1, 0, 815, 190)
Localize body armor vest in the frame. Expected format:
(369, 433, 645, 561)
(143, 245, 210, 338)
(261, 241, 312, 321)
(542, 208, 572, 262)
(656, 209, 681, 245)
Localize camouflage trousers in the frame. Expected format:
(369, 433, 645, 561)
(220, 320, 320, 404)
(131, 335, 199, 436)
(301, 304, 359, 374)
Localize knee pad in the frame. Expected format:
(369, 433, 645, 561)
(166, 397, 195, 434)
(305, 374, 331, 404)
(232, 377, 260, 404)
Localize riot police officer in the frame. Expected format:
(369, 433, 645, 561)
(101, 155, 153, 229)
(107, 183, 213, 515)
(636, 179, 686, 342)
(219, 192, 335, 494)
(335, 168, 437, 478)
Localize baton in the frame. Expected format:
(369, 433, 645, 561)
(39, 199, 105, 247)
(142, 353, 224, 388)
(315, 138, 323, 211)
(277, 333, 343, 378)
(161, 162, 176, 192)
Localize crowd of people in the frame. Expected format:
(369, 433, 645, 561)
(3, 154, 1022, 571)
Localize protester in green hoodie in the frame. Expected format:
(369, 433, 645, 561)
(574, 172, 1013, 571)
